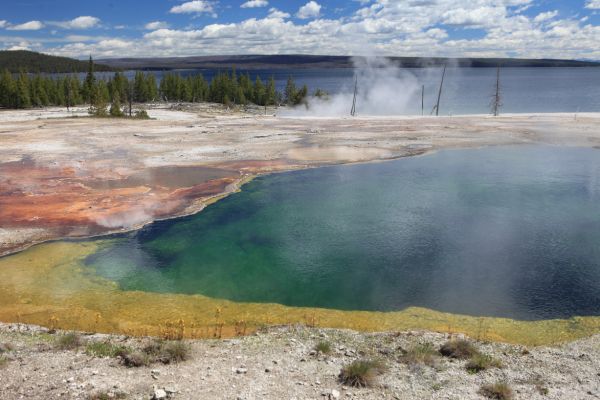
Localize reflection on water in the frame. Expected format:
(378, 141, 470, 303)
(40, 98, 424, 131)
(86, 145, 600, 321)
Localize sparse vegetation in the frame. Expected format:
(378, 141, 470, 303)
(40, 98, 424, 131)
(465, 353, 502, 373)
(134, 110, 150, 119)
(88, 391, 127, 400)
(314, 340, 332, 355)
(120, 351, 151, 368)
(400, 342, 439, 367)
(55, 332, 82, 350)
(0, 355, 8, 368)
(536, 385, 549, 396)
(479, 382, 514, 400)
(141, 339, 191, 364)
(529, 376, 549, 396)
(0, 342, 14, 353)
(439, 339, 478, 359)
(85, 341, 131, 358)
(159, 341, 191, 364)
(339, 359, 387, 388)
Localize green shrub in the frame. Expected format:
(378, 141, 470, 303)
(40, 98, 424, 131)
(439, 339, 478, 359)
(142, 340, 191, 364)
(86, 341, 131, 358)
(134, 110, 150, 119)
(0, 343, 14, 353)
(160, 341, 190, 364)
(56, 332, 82, 350)
(314, 341, 332, 355)
(400, 342, 438, 367)
(479, 382, 513, 400)
(339, 359, 387, 388)
(466, 353, 502, 373)
(120, 351, 151, 368)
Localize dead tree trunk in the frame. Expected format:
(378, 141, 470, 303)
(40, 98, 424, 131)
(350, 76, 358, 117)
(421, 85, 424, 116)
(128, 82, 133, 117)
(433, 64, 446, 116)
(491, 64, 502, 117)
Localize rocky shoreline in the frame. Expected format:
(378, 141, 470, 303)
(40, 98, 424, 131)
(0, 322, 599, 400)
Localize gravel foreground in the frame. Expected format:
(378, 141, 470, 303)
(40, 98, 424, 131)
(0, 322, 599, 400)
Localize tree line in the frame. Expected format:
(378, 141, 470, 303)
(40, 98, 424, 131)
(0, 57, 310, 114)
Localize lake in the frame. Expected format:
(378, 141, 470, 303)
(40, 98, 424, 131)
(84, 145, 600, 321)
(90, 67, 600, 115)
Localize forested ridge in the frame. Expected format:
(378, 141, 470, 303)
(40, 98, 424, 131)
(0, 50, 113, 73)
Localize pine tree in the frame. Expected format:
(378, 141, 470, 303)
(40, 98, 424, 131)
(295, 84, 308, 105)
(146, 74, 158, 102)
(83, 55, 96, 103)
(254, 76, 266, 106)
(0, 69, 16, 108)
(88, 80, 108, 116)
(266, 77, 276, 106)
(110, 96, 124, 117)
(15, 72, 31, 109)
(284, 76, 297, 105)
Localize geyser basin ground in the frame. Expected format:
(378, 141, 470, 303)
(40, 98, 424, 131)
(3, 145, 600, 345)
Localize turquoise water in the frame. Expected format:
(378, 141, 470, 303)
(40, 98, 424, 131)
(85, 146, 600, 320)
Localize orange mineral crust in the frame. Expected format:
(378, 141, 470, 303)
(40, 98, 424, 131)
(0, 158, 249, 254)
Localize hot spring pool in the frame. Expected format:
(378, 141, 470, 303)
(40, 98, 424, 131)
(83, 145, 600, 321)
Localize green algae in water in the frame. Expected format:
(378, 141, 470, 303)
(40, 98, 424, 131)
(85, 145, 600, 320)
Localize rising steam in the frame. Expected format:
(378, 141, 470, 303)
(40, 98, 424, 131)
(282, 57, 424, 117)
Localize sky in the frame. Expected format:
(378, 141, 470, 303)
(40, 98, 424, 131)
(1, 0, 599, 60)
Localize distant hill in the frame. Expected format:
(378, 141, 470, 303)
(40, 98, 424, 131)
(0, 50, 114, 73)
(98, 54, 600, 70)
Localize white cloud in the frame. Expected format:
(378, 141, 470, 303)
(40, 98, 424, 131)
(8, 45, 31, 51)
(585, 0, 600, 9)
(241, 0, 268, 8)
(29, 0, 600, 61)
(170, 1, 214, 14)
(534, 11, 558, 23)
(442, 7, 507, 28)
(51, 16, 100, 29)
(0, 20, 7, 29)
(7, 21, 44, 31)
(268, 8, 291, 19)
(145, 21, 170, 30)
(297, 1, 322, 19)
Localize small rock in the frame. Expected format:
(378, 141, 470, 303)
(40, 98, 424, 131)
(234, 368, 248, 374)
(330, 389, 341, 399)
(66, 378, 74, 384)
(152, 388, 167, 400)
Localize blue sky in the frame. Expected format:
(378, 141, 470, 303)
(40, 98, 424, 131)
(1, 0, 599, 59)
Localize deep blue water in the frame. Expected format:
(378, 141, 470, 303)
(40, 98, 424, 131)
(86, 145, 600, 320)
